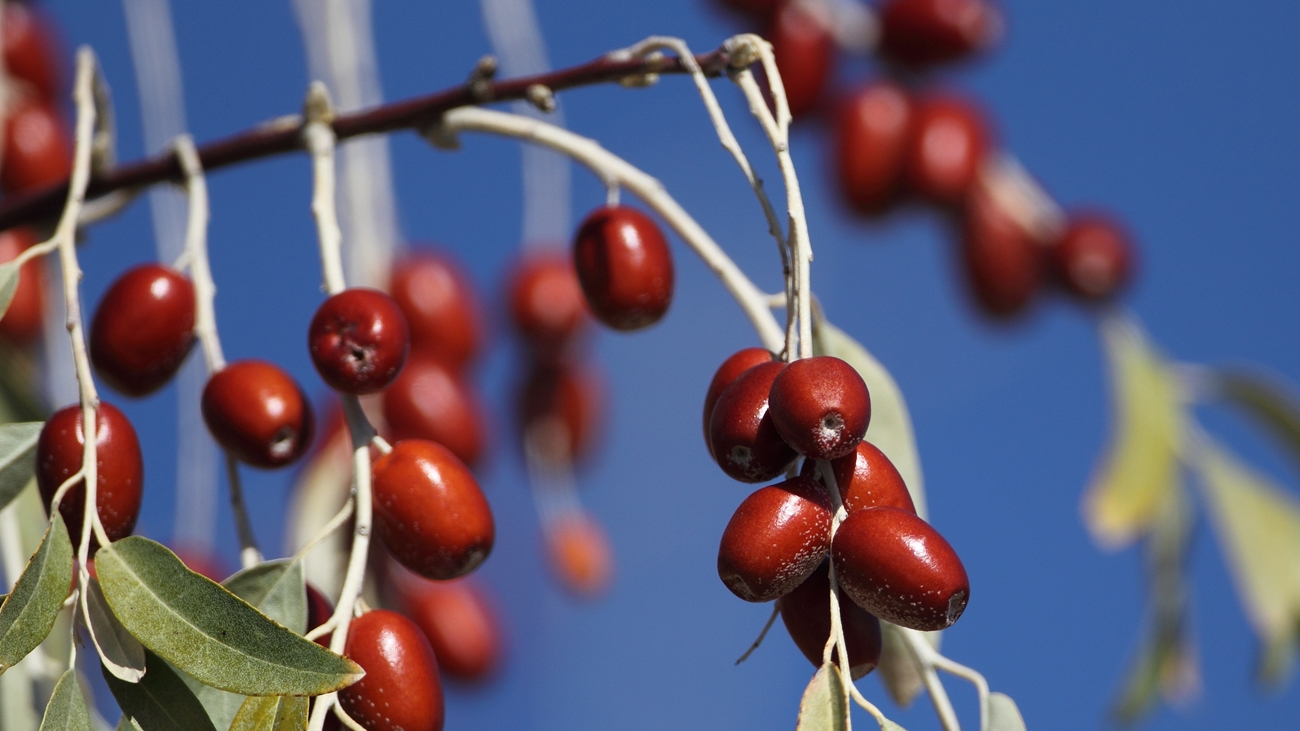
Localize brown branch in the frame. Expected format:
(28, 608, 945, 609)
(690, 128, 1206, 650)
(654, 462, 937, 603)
(0, 46, 735, 232)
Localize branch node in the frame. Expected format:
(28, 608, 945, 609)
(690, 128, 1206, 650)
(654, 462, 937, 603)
(724, 34, 764, 69)
(467, 55, 498, 101)
(525, 84, 557, 113)
(619, 73, 659, 88)
(303, 81, 336, 126)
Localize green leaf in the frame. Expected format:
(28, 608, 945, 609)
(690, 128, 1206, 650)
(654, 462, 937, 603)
(1084, 315, 1186, 549)
(102, 651, 216, 731)
(95, 537, 362, 696)
(114, 717, 141, 731)
(229, 696, 307, 731)
(38, 670, 90, 731)
(0, 262, 20, 323)
(987, 692, 1026, 731)
(796, 664, 847, 731)
(0, 423, 41, 513)
(84, 577, 146, 682)
(223, 560, 307, 635)
(813, 320, 928, 520)
(1214, 370, 1300, 472)
(0, 657, 39, 731)
(875, 623, 938, 708)
(0, 515, 74, 674)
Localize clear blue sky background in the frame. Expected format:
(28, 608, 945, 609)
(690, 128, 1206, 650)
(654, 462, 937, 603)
(37, 1, 1300, 729)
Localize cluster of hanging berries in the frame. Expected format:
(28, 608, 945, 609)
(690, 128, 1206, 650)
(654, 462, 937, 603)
(713, 0, 1136, 320)
(706, 349, 969, 674)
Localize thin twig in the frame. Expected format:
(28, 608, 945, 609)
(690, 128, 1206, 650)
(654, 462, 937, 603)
(735, 603, 781, 665)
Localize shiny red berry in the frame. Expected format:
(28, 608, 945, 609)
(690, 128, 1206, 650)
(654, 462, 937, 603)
(802, 441, 915, 514)
(372, 439, 494, 581)
(834, 82, 914, 216)
(402, 577, 502, 682)
(546, 512, 614, 599)
(768, 356, 870, 460)
(36, 403, 144, 551)
(778, 562, 883, 679)
(877, 0, 1003, 69)
(1, 103, 71, 194)
(0, 228, 44, 343)
(382, 353, 486, 467)
(572, 206, 674, 331)
(516, 361, 603, 464)
(308, 288, 409, 395)
(339, 610, 444, 731)
(2, 3, 63, 102)
(769, 1, 836, 118)
(89, 264, 196, 397)
(905, 92, 991, 207)
(708, 361, 797, 483)
(831, 507, 969, 631)
(960, 179, 1044, 318)
(702, 348, 776, 457)
(507, 252, 589, 358)
(717, 476, 832, 602)
(389, 249, 484, 369)
(201, 360, 314, 469)
(1051, 213, 1134, 302)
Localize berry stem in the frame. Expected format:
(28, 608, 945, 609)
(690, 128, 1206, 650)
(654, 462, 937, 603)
(899, 626, 962, 731)
(734, 603, 781, 665)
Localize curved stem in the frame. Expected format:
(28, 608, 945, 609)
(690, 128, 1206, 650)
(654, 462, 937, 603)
(899, 626, 962, 731)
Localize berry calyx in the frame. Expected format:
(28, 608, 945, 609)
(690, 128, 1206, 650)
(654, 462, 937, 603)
(769, 0, 836, 118)
(708, 360, 797, 483)
(201, 360, 314, 469)
(1051, 212, 1134, 302)
(2, 102, 71, 194)
(778, 562, 883, 679)
(717, 476, 832, 602)
(702, 348, 776, 457)
(546, 512, 614, 599)
(877, 0, 1003, 70)
(308, 288, 410, 395)
(960, 178, 1044, 318)
(402, 577, 502, 682)
(834, 81, 915, 216)
(339, 610, 445, 731)
(507, 252, 589, 358)
(89, 263, 197, 397)
(382, 353, 486, 467)
(372, 439, 494, 581)
(904, 92, 991, 207)
(768, 356, 871, 460)
(388, 248, 484, 369)
(572, 205, 674, 331)
(0, 228, 45, 343)
(802, 441, 916, 514)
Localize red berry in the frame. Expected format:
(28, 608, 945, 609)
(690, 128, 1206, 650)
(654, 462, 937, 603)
(769, 1, 836, 118)
(382, 353, 485, 467)
(389, 249, 484, 369)
(702, 348, 776, 457)
(708, 361, 797, 483)
(1051, 213, 1134, 302)
(507, 252, 589, 358)
(960, 178, 1044, 318)
(1, 103, 71, 194)
(778, 562, 883, 679)
(572, 206, 674, 331)
(546, 512, 613, 599)
(372, 440, 494, 581)
(89, 264, 196, 397)
(905, 92, 991, 207)
(308, 288, 410, 395)
(2, 3, 63, 102)
(306, 582, 334, 646)
(402, 577, 502, 682)
(201, 360, 314, 469)
(516, 361, 603, 464)
(339, 610, 444, 731)
(877, 0, 1002, 69)
(831, 507, 969, 631)
(834, 82, 914, 216)
(802, 441, 916, 514)
(768, 356, 870, 460)
(0, 228, 44, 343)
(36, 403, 144, 551)
(717, 476, 832, 602)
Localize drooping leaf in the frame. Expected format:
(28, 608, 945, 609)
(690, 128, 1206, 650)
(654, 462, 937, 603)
(0, 262, 20, 323)
(223, 560, 307, 635)
(1214, 370, 1300, 472)
(0, 657, 39, 731)
(38, 669, 90, 731)
(102, 651, 216, 731)
(95, 537, 362, 696)
(1083, 315, 1186, 549)
(0, 423, 41, 513)
(0, 515, 74, 674)
(796, 664, 847, 731)
(83, 577, 146, 682)
(813, 320, 928, 519)
(1195, 439, 1300, 683)
(229, 696, 308, 731)
(875, 623, 938, 708)
(987, 692, 1026, 731)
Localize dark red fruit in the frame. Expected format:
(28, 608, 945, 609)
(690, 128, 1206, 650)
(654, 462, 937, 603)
(711, 0, 781, 20)
(778, 562, 883, 679)
(517, 361, 603, 464)
(831, 507, 969, 631)
(877, 0, 1002, 69)
(702, 348, 776, 457)
(546, 512, 613, 599)
(572, 206, 674, 331)
(507, 252, 588, 358)
(2, 3, 62, 102)
(905, 92, 991, 207)
(718, 477, 832, 602)
(769, 1, 836, 118)
(802, 441, 915, 514)
(834, 82, 914, 215)
(201, 360, 314, 469)
(382, 353, 485, 467)
(308, 288, 409, 395)
(1051, 213, 1134, 302)
(339, 610, 444, 731)
(402, 577, 502, 682)
(960, 179, 1043, 318)
(306, 582, 334, 647)
(389, 249, 484, 369)
(708, 361, 797, 483)
(372, 440, 494, 581)
(36, 403, 144, 551)
(90, 264, 196, 397)
(2, 103, 71, 194)
(768, 356, 870, 460)
(0, 228, 44, 343)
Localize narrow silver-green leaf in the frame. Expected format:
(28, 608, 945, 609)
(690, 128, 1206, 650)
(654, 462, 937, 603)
(229, 696, 307, 731)
(987, 692, 1026, 731)
(96, 537, 361, 696)
(875, 623, 939, 708)
(102, 652, 216, 731)
(796, 664, 847, 731)
(0, 262, 20, 323)
(84, 578, 146, 682)
(38, 670, 90, 731)
(223, 560, 306, 635)
(878, 721, 908, 731)
(0, 515, 74, 673)
(1214, 370, 1300, 471)
(0, 423, 41, 513)
(0, 657, 39, 731)
(813, 320, 928, 519)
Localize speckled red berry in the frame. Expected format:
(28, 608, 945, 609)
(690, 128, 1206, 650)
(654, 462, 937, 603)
(90, 264, 196, 397)
(802, 441, 915, 515)
(877, 0, 1002, 69)
(778, 562, 883, 678)
(769, 0, 835, 118)
(834, 82, 914, 216)
(339, 609, 444, 731)
(308, 288, 409, 395)
(572, 206, 674, 331)
(507, 252, 589, 358)
(389, 249, 484, 369)
(717, 476, 832, 602)
(201, 360, 314, 469)
(768, 356, 870, 460)
(702, 348, 776, 457)
(402, 577, 502, 682)
(831, 507, 969, 631)
(960, 179, 1044, 318)
(1051, 212, 1134, 302)
(709, 361, 797, 483)
(905, 92, 991, 207)
(382, 353, 485, 467)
